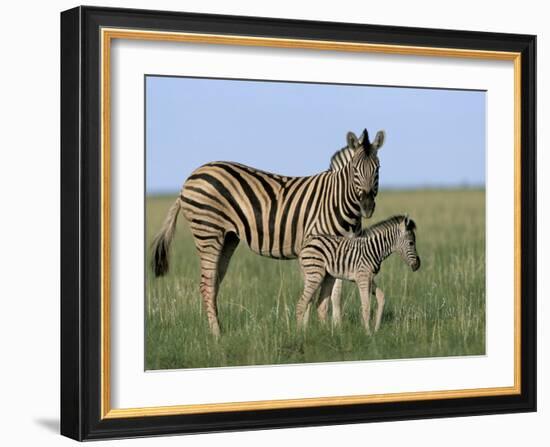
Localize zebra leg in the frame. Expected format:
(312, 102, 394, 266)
(199, 259, 221, 337)
(216, 232, 239, 288)
(296, 274, 324, 330)
(330, 279, 343, 327)
(316, 297, 329, 323)
(194, 232, 227, 338)
(357, 274, 373, 335)
(373, 281, 385, 332)
(316, 276, 336, 324)
(302, 302, 312, 328)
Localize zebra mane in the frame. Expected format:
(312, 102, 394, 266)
(329, 146, 355, 171)
(359, 215, 416, 237)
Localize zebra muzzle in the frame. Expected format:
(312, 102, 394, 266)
(359, 192, 376, 218)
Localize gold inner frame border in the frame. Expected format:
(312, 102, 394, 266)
(100, 27, 522, 419)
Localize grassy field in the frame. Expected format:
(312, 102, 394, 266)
(145, 189, 485, 370)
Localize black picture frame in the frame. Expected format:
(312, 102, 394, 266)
(61, 5, 536, 441)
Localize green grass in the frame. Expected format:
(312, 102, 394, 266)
(145, 189, 485, 370)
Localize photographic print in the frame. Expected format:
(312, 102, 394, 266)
(145, 76, 486, 370)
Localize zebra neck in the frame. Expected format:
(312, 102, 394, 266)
(338, 163, 362, 218)
(316, 166, 362, 236)
(372, 227, 399, 265)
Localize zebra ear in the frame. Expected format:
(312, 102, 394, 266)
(403, 215, 416, 231)
(347, 131, 360, 149)
(400, 214, 410, 232)
(371, 130, 385, 151)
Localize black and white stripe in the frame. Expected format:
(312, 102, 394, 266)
(329, 146, 355, 171)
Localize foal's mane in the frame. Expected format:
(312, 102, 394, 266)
(359, 215, 415, 237)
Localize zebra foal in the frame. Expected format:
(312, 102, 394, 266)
(297, 215, 420, 333)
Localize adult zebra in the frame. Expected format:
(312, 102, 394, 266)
(151, 129, 385, 336)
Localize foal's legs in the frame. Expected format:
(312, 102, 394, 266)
(316, 297, 329, 323)
(356, 273, 373, 334)
(296, 272, 325, 330)
(315, 276, 336, 325)
(317, 278, 342, 326)
(330, 279, 343, 326)
(372, 281, 385, 332)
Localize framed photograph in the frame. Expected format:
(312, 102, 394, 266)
(60, 6, 536, 441)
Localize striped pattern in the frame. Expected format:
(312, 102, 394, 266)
(151, 129, 385, 336)
(329, 146, 355, 171)
(297, 215, 420, 332)
(182, 159, 366, 258)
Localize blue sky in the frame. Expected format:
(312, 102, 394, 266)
(145, 76, 485, 194)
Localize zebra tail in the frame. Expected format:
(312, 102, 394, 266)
(151, 197, 181, 277)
